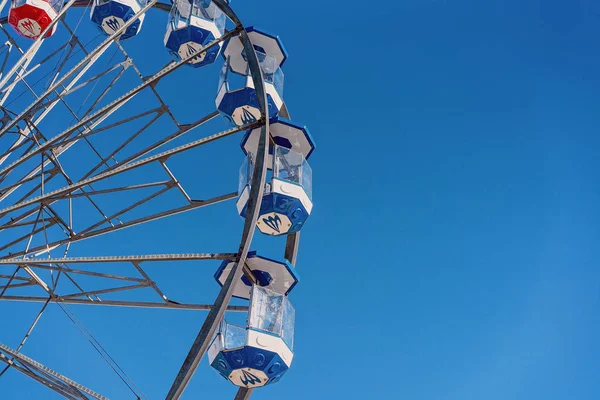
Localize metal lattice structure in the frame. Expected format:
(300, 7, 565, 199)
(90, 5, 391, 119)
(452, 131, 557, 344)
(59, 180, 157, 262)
(0, 0, 313, 398)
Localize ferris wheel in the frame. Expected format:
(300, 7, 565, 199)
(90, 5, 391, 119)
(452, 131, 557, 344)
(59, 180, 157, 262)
(0, 0, 315, 398)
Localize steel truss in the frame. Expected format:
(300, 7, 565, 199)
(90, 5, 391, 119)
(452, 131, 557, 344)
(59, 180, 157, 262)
(0, 253, 249, 311)
(0, 0, 302, 399)
(0, 342, 107, 400)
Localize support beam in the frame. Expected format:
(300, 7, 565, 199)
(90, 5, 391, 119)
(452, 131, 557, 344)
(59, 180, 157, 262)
(0, 296, 249, 311)
(0, 121, 255, 218)
(0, 342, 107, 400)
(234, 389, 253, 400)
(1, 192, 238, 259)
(0, 253, 237, 265)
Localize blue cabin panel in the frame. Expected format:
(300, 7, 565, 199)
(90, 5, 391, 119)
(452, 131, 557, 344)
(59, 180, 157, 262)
(164, 0, 226, 67)
(239, 191, 310, 236)
(210, 352, 233, 379)
(90, 0, 145, 40)
(164, 25, 220, 67)
(216, 87, 280, 127)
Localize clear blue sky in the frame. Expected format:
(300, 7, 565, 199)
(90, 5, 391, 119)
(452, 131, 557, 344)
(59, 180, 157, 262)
(2, 0, 600, 399)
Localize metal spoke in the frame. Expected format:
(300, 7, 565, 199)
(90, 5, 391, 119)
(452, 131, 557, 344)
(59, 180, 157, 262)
(0, 342, 107, 400)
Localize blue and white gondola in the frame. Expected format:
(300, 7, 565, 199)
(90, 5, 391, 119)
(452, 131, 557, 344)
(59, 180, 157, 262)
(90, 0, 146, 39)
(208, 286, 295, 388)
(216, 27, 287, 126)
(241, 116, 315, 163)
(237, 118, 315, 236)
(222, 26, 287, 76)
(164, 0, 226, 67)
(214, 252, 299, 300)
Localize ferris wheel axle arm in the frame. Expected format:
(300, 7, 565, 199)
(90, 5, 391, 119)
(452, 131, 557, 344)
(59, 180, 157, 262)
(56, 180, 173, 201)
(0, 295, 250, 311)
(20, 264, 147, 283)
(0, 252, 246, 311)
(0, 167, 57, 196)
(0, 279, 36, 290)
(1, 254, 236, 301)
(0, 191, 238, 259)
(77, 184, 175, 235)
(0, 204, 43, 234)
(53, 105, 164, 151)
(59, 58, 131, 98)
(60, 282, 150, 300)
(0, 342, 108, 400)
(0, 273, 29, 281)
(0, 219, 56, 253)
(0, 253, 238, 264)
(106, 110, 220, 174)
(0, 120, 257, 218)
(79, 110, 169, 181)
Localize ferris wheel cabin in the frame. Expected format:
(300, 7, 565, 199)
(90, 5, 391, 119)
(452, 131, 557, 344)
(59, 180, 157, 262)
(164, 0, 226, 67)
(8, 0, 62, 39)
(208, 286, 295, 388)
(90, 0, 147, 39)
(216, 27, 287, 126)
(237, 118, 315, 236)
(215, 252, 299, 300)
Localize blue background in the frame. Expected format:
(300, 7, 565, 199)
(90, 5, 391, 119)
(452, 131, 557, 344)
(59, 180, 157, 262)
(1, 0, 600, 399)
